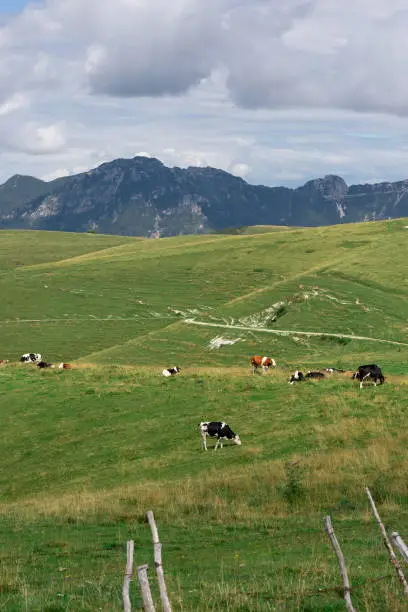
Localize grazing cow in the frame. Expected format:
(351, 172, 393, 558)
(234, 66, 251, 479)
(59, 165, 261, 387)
(20, 353, 41, 364)
(289, 370, 325, 384)
(250, 355, 276, 374)
(36, 361, 55, 369)
(58, 363, 73, 369)
(352, 364, 384, 388)
(289, 370, 305, 384)
(200, 421, 241, 451)
(162, 366, 181, 377)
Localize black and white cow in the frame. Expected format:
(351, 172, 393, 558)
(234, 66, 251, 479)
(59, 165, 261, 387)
(36, 361, 55, 369)
(162, 366, 181, 377)
(289, 370, 325, 384)
(324, 368, 345, 374)
(352, 364, 384, 388)
(20, 353, 41, 364)
(200, 421, 241, 451)
(289, 370, 305, 384)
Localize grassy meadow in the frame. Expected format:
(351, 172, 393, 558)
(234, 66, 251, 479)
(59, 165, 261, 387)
(0, 221, 408, 610)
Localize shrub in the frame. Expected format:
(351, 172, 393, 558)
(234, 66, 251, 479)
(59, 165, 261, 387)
(281, 460, 305, 506)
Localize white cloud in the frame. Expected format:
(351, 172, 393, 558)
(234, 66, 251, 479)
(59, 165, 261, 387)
(8, 122, 67, 155)
(229, 162, 251, 178)
(0, 1, 408, 188)
(0, 93, 28, 116)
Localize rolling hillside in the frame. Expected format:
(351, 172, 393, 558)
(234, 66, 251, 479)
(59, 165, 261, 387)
(0, 221, 408, 611)
(0, 220, 407, 369)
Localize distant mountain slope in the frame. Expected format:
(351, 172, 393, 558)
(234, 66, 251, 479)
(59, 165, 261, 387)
(1, 156, 408, 236)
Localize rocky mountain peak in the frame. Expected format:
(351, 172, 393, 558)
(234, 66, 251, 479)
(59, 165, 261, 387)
(305, 175, 348, 201)
(0, 156, 407, 236)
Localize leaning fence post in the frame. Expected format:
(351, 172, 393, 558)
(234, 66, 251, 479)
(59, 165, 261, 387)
(366, 488, 408, 596)
(137, 564, 156, 612)
(146, 510, 172, 612)
(391, 532, 408, 564)
(123, 540, 134, 612)
(324, 516, 356, 612)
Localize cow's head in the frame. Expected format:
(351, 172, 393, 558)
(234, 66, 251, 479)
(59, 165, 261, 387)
(233, 434, 242, 446)
(289, 370, 304, 384)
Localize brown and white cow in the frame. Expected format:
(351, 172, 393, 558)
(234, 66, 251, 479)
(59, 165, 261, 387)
(250, 355, 276, 374)
(59, 363, 73, 369)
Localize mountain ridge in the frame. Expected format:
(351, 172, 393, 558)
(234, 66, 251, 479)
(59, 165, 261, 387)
(1, 156, 408, 236)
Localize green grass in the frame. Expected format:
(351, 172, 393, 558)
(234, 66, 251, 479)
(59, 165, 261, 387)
(0, 221, 408, 610)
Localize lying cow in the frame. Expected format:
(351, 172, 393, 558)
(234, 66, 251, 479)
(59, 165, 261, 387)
(289, 370, 325, 384)
(250, 355, 276, 374)
(200, 421, 241, 451)
(324, 368, 345, 374)
(58, 363, 73, 369)
(20, 353, 41, 363)
(0, 360, 8, 365)
(352, 364, 384, 388)
(36, 361, 55, 369)
(162, 366, 181, 377)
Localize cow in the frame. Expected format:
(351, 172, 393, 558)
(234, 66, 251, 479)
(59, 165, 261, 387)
(58, 363, 73, 369)
(352, 364, 384, 388)
(289, 370, 325, 384)
(200, 421, 241, 451)
(20, 353, 41, 364)
(250, 355, 276, 374)
(36, 361, 55, 369)
(324, 368, 345, 374)
(162, 366, 181, 377)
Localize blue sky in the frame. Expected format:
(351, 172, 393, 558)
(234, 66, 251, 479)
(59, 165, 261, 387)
(0, 0, 31, 13)
(0, 0, 408, 187)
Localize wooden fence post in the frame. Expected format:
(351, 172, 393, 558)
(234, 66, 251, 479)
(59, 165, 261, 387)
(391, 532, 408, 564)
(146, 510, 172, 612)
(366, 488, 408, 596)
(137, 564, 156, 612)
(324, 516, 356, 612)
(123, 540, 134, 612)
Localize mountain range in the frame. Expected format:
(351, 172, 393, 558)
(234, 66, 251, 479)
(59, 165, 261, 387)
(1, 156, 408, 237)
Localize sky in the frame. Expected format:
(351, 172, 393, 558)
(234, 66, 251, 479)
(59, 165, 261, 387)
(0, 0, 408, 188)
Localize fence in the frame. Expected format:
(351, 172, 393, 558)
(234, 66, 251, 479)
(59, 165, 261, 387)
(125, 489, 408, 611)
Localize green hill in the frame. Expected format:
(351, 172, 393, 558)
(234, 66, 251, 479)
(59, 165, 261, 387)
(0, 221, 408, 610)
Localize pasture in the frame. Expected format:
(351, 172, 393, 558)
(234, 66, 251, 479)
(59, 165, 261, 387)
(0, 221, 408, 610)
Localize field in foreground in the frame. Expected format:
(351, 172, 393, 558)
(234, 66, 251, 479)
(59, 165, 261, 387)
(0, 221, 408, 610)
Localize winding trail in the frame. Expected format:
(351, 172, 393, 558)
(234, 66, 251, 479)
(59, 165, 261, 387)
(184, 318, 408, 347)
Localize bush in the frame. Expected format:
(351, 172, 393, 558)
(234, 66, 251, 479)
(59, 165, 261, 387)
(281, 461, 305, 506)
(319, 334, 350, 345)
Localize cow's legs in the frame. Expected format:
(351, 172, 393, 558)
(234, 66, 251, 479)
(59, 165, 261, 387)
(214, 437, 222, 450)
(360, 373, 371, 389)
(262, 365, 268, 374)
(202, 433, 208, 451)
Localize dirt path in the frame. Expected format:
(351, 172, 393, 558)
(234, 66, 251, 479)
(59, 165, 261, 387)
(184, 318, 408, 347)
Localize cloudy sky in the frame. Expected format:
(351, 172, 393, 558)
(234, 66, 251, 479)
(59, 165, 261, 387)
(1, 0, 408, 187)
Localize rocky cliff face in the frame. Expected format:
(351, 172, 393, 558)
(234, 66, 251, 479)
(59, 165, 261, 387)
(1, 157, 408, 236)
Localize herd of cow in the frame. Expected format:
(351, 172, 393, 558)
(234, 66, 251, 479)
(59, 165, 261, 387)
(1, 352, 385, 452)
(0, 353, 73, 369)
(161, 355, 386, 451)
(249, 354, 385, 388)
